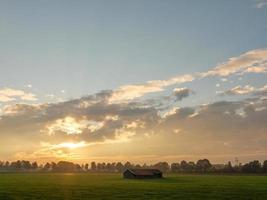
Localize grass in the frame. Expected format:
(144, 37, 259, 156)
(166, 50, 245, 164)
(0, 173, 267, 199)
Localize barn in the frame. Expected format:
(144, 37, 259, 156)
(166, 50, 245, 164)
(123, 169, 163, 179)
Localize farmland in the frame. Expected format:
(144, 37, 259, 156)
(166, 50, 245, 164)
(0, 173, 267, 199)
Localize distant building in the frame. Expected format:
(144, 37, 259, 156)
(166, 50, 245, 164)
(123, 169, 163, 179)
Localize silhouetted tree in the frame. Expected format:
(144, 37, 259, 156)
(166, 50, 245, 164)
(263, 160, 267, 173)
(171, 163, 181, 172)
(21, 160, 32, 169)
(96, 162, 106, 171)
(224, 161, 234, 173)
(10, 161, 22, 170)
(153, 162, 170, 172)
(188, 161, 196, 172)
(32, 162, 38, 169)
(91, 162, 97, 171)
(142, 163, 148, 169)
(196, 159, 212, 172)
(75, 164, 82, 172)
(115, 162, 124, 172)
(54, 161, 77, 172)
(0, 161, 4, 169)
(51, 162, 57, 170)
(111, 163, 116, 171)
(124, 161, 132, 170)
(84, 163, 89, 171)
(1, 159, 267, 174)
(135, 164, 142, 169)
(43, 163, 51, 171)
(106, 163, 112, 172)
(180, 160, 190, 172)
(242, 160, 261, 173)
(5, 161, 10, 168)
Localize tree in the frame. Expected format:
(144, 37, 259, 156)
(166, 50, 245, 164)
(179, 161, 195, 172)
(10, 161, 22, 170)
(124, 162, 132, 170)
(43, 163, 51, 171)
(106, 163, 112, 172)
(263, 160, 267, 173)
(188, 162, 196, 172)
(153, 162, 170, 172)
(135, 164, 142, 169)
(111, 163, 116, 171)
(84, 163, 89, 171)
(196, 159, 212, 172)
(171, 163, 181, 172)
(242, 160, 261, 173)
(224, 161, 234, 173)
(21, 160, 32, 169)
(0, 161, 3, 169)
(5, 161, 10, 168)
(96, 162, 106, 171)
(32, 162, 38, 170)
(51, 162, 57, 170)
(54, 161, 77, 172)
(101, 163, 106, 171)
(91, 162, 96, 171)
(75, 164, 82, 172)
(142, 163, 148, 169)
(115, 162, 124, 172)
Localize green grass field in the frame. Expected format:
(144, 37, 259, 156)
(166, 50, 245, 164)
(0, 173, 267, 200)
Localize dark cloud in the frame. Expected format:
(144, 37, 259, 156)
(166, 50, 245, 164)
(162, 100, 267, 139)
(0, 90, 159, 145)
(1, 89, 267, 161)
(173, 88, 192, 101)
(254, 85, 267, 97)
(219, 85, 267, 97)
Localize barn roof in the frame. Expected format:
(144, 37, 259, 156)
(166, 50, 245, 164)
(126, 169, 162, 176)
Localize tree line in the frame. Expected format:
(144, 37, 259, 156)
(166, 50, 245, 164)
(0, 159, 267, 173)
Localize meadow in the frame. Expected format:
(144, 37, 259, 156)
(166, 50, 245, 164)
(0, 173, 267, 200)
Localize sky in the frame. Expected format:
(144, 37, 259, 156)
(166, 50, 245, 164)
(0, 0, 267, 164)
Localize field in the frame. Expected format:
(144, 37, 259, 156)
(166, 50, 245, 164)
(0, 173, 267, 200)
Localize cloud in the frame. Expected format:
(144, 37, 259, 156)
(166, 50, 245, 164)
(56, 48, 262, 106)
(255, 0, 267, 8)
(0, 88, 37, 102)
(173, 88, 192, 101)
(1, 48, 267, 162)
(240, 65, 267, 74)
(219, 84, 267, 97)
(0, 91, 159, 146)
(162, 107, 180, 118)
(0, 95, 15, 102)
(109, 74, 195, 103)
(1, 88, 267, 162)
(1, 103, 43, 115)
(254, 85, 267, 97)
(46, 117, 91, 135)
(108, 48, 267, 103)
(158, 99, 267, 158)
(202, 48, 267, 77)
(220, 85, 255, 95)
(162, 107, 195, 119)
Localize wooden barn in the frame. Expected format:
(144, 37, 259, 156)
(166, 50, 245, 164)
(123, 169, 163, 179)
